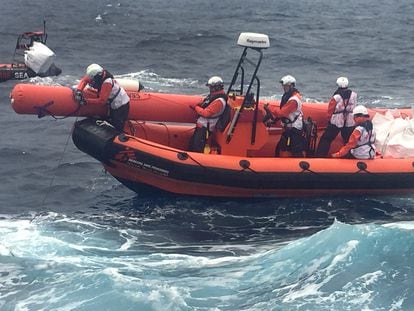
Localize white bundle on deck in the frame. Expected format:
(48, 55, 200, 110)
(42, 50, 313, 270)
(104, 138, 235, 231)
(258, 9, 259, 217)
(24, 41, 56, 74)
(373, 109, 414, 158)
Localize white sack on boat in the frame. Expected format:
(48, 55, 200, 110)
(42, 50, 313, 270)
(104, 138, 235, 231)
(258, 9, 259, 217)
(373, 109, 414, 158)
(24, 41, 56, 74)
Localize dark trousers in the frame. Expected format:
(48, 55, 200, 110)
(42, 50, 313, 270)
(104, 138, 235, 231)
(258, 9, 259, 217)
(275, 128, 305, 157)
(316, 123, 354, 157)
(109, 102, 130, 131)
(189, 126, 208, 153)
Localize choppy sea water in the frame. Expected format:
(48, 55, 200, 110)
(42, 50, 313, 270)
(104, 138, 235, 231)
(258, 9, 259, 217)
(1, 0, 414, 310)
(1, 217, 414, 311)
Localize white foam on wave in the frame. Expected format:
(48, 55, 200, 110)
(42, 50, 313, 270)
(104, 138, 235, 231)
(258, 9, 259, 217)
(2, 213, 411, 310)
(0, 214, 112, 263)
(28, 76, 59, 85)
(27, 75, 76, 87)
(101, 266, 191, 310)
(0, 211, 176, 292)
(22, 69, 202, 94)
(116, 70, 201, 92)
(342, 270, 383, 307)
(382, 221, 414, 230)
(281, 239, 360, 303)
(0, 216, 36, 255)
(118, 229, 139, 251)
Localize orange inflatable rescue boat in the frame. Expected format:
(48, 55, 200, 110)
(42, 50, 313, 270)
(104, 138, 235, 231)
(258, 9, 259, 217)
(11, 82, 201, 123)
(1, 22, 61, 82)
(9, 33, 414, 198)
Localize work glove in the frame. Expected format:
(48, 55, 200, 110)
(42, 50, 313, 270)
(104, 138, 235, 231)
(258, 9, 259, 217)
(73, 89, 86, 105)
(262, 103, 276, 126)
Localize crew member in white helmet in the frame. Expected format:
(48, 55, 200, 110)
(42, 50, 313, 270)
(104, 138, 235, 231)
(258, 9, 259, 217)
(189, 76, 229, 153)
(316, 76, 358, 157)
(266, 75, 306, 157)
(75, 64, 130, 131)
(331, 105, 376, 159)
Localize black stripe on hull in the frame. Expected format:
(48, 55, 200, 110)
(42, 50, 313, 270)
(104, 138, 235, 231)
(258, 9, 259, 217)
(130, 148, 414, 191)
(73, 118, 414, 195)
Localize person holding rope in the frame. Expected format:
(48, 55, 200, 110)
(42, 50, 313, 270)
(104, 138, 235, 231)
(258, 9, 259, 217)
(74, 64, 130, 131)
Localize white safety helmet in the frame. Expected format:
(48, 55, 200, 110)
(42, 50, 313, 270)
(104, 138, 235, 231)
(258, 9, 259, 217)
(336, 76, 349, 88)
(353, 105, 369, 117)
(86, 63, 103, 78)
(206, 76, 224, 90)
(280, 75, 296, 86)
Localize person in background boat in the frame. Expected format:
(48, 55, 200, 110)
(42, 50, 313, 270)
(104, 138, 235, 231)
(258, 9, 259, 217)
(74, 64, 130, 131)
(189, 76, 229, 153)
(331, 105, 376, 159)
(315, 76, 357, 157)
(267, 75, 306, 157)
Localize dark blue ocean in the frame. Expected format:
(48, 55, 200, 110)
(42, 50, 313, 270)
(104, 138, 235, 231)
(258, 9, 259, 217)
(1, 0, 414, 310)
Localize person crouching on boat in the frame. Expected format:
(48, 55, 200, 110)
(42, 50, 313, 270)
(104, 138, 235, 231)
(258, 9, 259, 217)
(189, 76, 228, 153)
(316, 76, 357, 157)
(74, 64, 130, 131)
(267, 75, 306, 157)
(331, 105, 376, 159)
